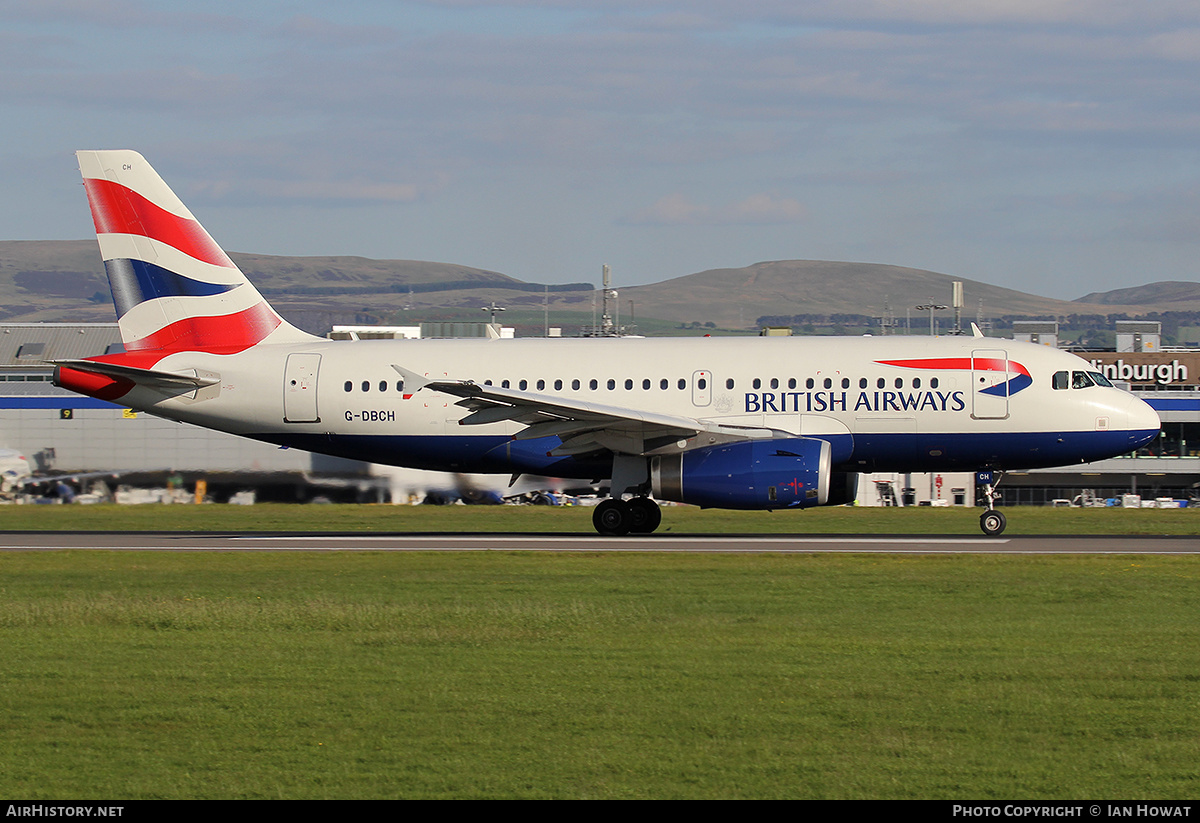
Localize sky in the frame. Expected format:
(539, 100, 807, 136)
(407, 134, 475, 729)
(4, 0, 1200, 301)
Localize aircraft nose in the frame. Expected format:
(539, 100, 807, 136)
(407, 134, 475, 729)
(1125, 394, 1161, 449)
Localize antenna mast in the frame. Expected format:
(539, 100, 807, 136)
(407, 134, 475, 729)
(601, 264, 616, 336)
(952, 280, 964, 335)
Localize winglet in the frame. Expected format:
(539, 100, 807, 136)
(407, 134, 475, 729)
(390, 365, 485, 399)
(390, 365, 430, 394)
(971, 323, 984, 338)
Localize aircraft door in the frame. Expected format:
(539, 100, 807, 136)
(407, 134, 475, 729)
(692, 370, 712, 407)
(284, 353, 321, 423)
(971, 349, 1009, 419)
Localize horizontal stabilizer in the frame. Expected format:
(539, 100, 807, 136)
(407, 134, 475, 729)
(51, 359, 220, 389)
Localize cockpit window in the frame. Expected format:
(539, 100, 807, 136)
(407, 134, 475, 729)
(1089, 372, 1113, 387)
(1052, 371, 1069, 390)
(1072, 371, 1095, 389)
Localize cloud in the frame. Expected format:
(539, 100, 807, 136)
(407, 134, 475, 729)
(194, 178, 425, 204)
(626, 193, 809, 225)
(10, 1, 1200, 294)
(692, 0, 1200, 29)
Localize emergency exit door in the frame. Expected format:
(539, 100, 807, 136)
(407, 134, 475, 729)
(284, 353, 321, 423)
(971, 349, 1009, 420)
(692, 370, 712, 407)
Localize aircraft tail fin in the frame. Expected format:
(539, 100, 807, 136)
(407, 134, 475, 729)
(75, 150, 317, 353)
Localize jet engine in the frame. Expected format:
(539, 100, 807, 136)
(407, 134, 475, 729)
(650, 437, 855, 510)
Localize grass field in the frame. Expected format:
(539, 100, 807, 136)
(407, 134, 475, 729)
(4, 501, 1200, 534)
(1, 505, 1198, 799)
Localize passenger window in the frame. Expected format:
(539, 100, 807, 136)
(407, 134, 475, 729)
(397, 381, 405, 392)
(607, 379, 616, 390)
(572, 379, 580, 390)
(536, 379, 545, 390)
(361, 381, 370, 392)
(823, 378, 832, 389)
(344, 381, 352, 392)
(859, 378, 868, 389)
(502, 380, 511, 389)
(931, 377, 939, 389)
(624, 379, 633, 390)
(698, 378, 707, 390)
(806, 378, 814, 389)
(841, 377, 850, 389)
(678, 378, 686, 390)
(554, 379, 563, 390)
(726, 378, 735, 390)
(1052, 371, 1069, 390)
(660, 379, 668, 390)
(877, 377, 885, 389)
(753, 378, 762, 390)
(642, 378, 651, 390)
(770, 378, 779, 389)
(788, 378, 796, 389)
(590, 379, 598, 390)
(895, 378, 903, 389)
(913, 377, 921, 389)
(519, 379, 528, 390)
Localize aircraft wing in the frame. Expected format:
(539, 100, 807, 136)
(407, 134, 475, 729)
(20, 470, 122, 487)
(393, 365, 774, 457)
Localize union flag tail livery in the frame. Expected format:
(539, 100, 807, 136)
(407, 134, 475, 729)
(75, 150, 314, 354)
(55, 150, 1162, 536)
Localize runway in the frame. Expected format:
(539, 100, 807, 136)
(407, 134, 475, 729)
(2, 532, 1200, 553)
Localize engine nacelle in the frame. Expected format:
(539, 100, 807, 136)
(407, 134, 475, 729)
(650, 437, 835, 510)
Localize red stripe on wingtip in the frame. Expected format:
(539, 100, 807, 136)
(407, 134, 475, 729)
(126, 302, 282, 353)
(83, 178, 234, 269)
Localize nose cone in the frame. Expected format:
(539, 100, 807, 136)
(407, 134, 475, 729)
(1125, 394, 1161, 450)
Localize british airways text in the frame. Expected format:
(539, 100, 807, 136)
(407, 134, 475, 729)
(745, 390, 967, 414)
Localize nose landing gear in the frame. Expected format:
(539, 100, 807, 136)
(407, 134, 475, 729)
(980, 508, 1007, 536)
(977, 470, 1006, 536)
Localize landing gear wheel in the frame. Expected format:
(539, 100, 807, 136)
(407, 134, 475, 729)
(626, 497, 662, 534)
(980, 509, 1007, 536)
(593, 499, 631, 536)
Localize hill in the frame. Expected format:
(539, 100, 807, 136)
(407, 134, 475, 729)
(0, 241, 1184, 334)
(0, 240, 593, 333)
(620, 260, 1146, 328)
(1075, 281, 1200, 309)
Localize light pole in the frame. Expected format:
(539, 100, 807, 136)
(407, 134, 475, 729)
(914, 301, 947, 336)
(481, 302, 506, 325)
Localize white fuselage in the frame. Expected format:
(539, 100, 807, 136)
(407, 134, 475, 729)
(106, 334, 1160, 478)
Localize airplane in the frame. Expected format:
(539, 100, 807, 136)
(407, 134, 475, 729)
(0, 448, 31, 494)
(52, 150, 1161, 536)
(0, 446, 121, 500)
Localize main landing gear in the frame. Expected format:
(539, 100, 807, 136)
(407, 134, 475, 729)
(977, 470, 1006, 536)
(593, 497, 662, 536)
